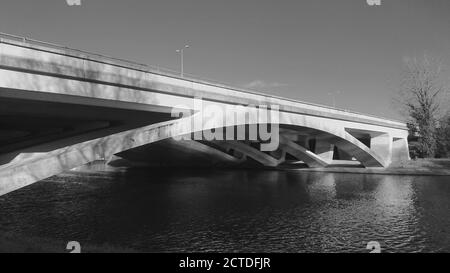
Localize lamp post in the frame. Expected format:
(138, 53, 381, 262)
(176, 44, 190, 77)
(327, 90, 341, 108)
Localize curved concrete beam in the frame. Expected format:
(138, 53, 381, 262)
(114, 138, 244, 167)
(0, 109, 400, 195)
(215, 141, 283, 167)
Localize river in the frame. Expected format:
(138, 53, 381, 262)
(0, 168, 449, 252)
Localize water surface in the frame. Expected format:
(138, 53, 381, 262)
(0, 169, 449, 252)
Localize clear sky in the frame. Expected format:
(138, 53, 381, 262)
(1, 0, 449, 120)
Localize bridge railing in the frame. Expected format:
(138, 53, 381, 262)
(0, 32, 406, 126)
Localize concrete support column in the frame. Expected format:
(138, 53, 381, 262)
(336, 148, 353, 160)
(270, 148, 286, 161)
(218, 141, 282, 167)
(315, 139, 334, 163)
(370, 133, 392, 166)
(391, 138, 410, 162)
(280, 136, 329, 168)
(297, 136, 311, 150)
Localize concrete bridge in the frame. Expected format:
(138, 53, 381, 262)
(0, 33, 410, 196)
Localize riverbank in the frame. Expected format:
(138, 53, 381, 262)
(73, 159, 450, 176)
(292, 159, 450, 176)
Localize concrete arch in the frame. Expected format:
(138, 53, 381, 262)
(0, 109, 396, 196)
(276, 112, 387, 167)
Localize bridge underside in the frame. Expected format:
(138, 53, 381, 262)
(0, 94, 410, 197)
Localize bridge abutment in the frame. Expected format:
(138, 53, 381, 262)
(391, 137, 410, 163)
(370, 133, 393, 166)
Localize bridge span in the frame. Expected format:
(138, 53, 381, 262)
(0, 33, 410, 196)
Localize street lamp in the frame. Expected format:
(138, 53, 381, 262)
(176, 44, 190, 77)
(327, 90, 341, 108)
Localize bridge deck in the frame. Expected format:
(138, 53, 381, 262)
(0, 32, 407, 130)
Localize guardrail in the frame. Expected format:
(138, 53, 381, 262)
(0, 32, 406, 125)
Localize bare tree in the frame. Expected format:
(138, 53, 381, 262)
(396, 54, 445, 158)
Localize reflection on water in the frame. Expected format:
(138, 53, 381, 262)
(0, 169, 449, 252)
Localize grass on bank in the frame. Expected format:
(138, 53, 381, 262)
(388, 158, 450, 170)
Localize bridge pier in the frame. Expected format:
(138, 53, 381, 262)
(392, 137, 410, 162)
